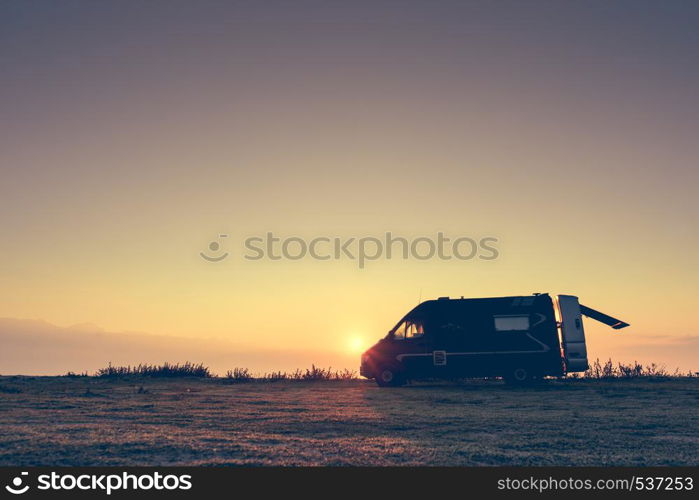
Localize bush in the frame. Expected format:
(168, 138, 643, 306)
(225, 367, 252, 382)
(261, 371, 290, 382)
(577, 358, 691, 379)
(332, 368, 357, 381)
(96, 362, 212, 378)
(227, 365, 358, 382)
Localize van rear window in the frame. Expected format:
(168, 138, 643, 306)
(494, 315, 529, 331)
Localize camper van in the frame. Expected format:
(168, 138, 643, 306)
(360, 293, 629, 386)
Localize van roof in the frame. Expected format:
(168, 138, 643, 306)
(405, 293, 552, 319)
(423, 293, 549, 305)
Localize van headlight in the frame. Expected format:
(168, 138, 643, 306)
(361, 353, 370, 364)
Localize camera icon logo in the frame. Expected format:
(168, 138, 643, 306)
(200, 234, 229, 262)
(5, 472, 29, 495)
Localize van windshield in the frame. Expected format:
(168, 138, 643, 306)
(393, 321, 407, 340)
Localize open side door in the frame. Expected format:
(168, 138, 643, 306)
(579, 305, 630, 330)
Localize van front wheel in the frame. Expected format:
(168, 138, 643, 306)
(375, 367, 405, 387)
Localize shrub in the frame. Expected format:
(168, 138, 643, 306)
(333, 368, 357, 381)
(261, 371, 289, 382)
(224, 365, 358, 382)
(225, 367, 252, 382)
(301, 364, 332, 380)
(96, 362, 211, 378)
(579, 358, 677, 379)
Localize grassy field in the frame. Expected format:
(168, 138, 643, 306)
(0, 376, 697, 466)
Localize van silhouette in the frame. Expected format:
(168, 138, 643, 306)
(360, 293, 629, 386)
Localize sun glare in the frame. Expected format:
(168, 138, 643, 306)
(347, 336, 366, 354)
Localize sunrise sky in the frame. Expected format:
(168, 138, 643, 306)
(1, 1, 698, 373)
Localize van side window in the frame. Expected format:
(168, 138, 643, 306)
(405, 321, 425, 339)
(393, 321, 407, 340)
(494, 315, 529, 331)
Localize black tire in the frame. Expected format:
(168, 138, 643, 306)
(504, 367, 533, 385)
(375, 366, 405, 387)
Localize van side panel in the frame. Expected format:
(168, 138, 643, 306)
(424, 295, 563, 378)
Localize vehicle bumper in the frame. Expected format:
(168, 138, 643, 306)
(360, 360, 373, 379)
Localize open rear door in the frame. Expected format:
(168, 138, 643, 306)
(579, 305, 630, 330)
(556, 295, 631, 373)
(556, 295, 588, 372)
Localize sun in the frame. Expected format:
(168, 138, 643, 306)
(347, 336, 366, 354)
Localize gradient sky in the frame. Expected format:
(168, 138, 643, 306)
(1, 1, 698, 373)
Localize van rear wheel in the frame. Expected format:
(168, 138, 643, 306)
(375, 366, 405, 387)
(504, 367, 532, 385)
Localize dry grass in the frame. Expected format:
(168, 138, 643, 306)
(92, 363, 357, 381)
(88, 360, 694, 382)
(0, 376, 697, 466)
(226, 365, 357, 382)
